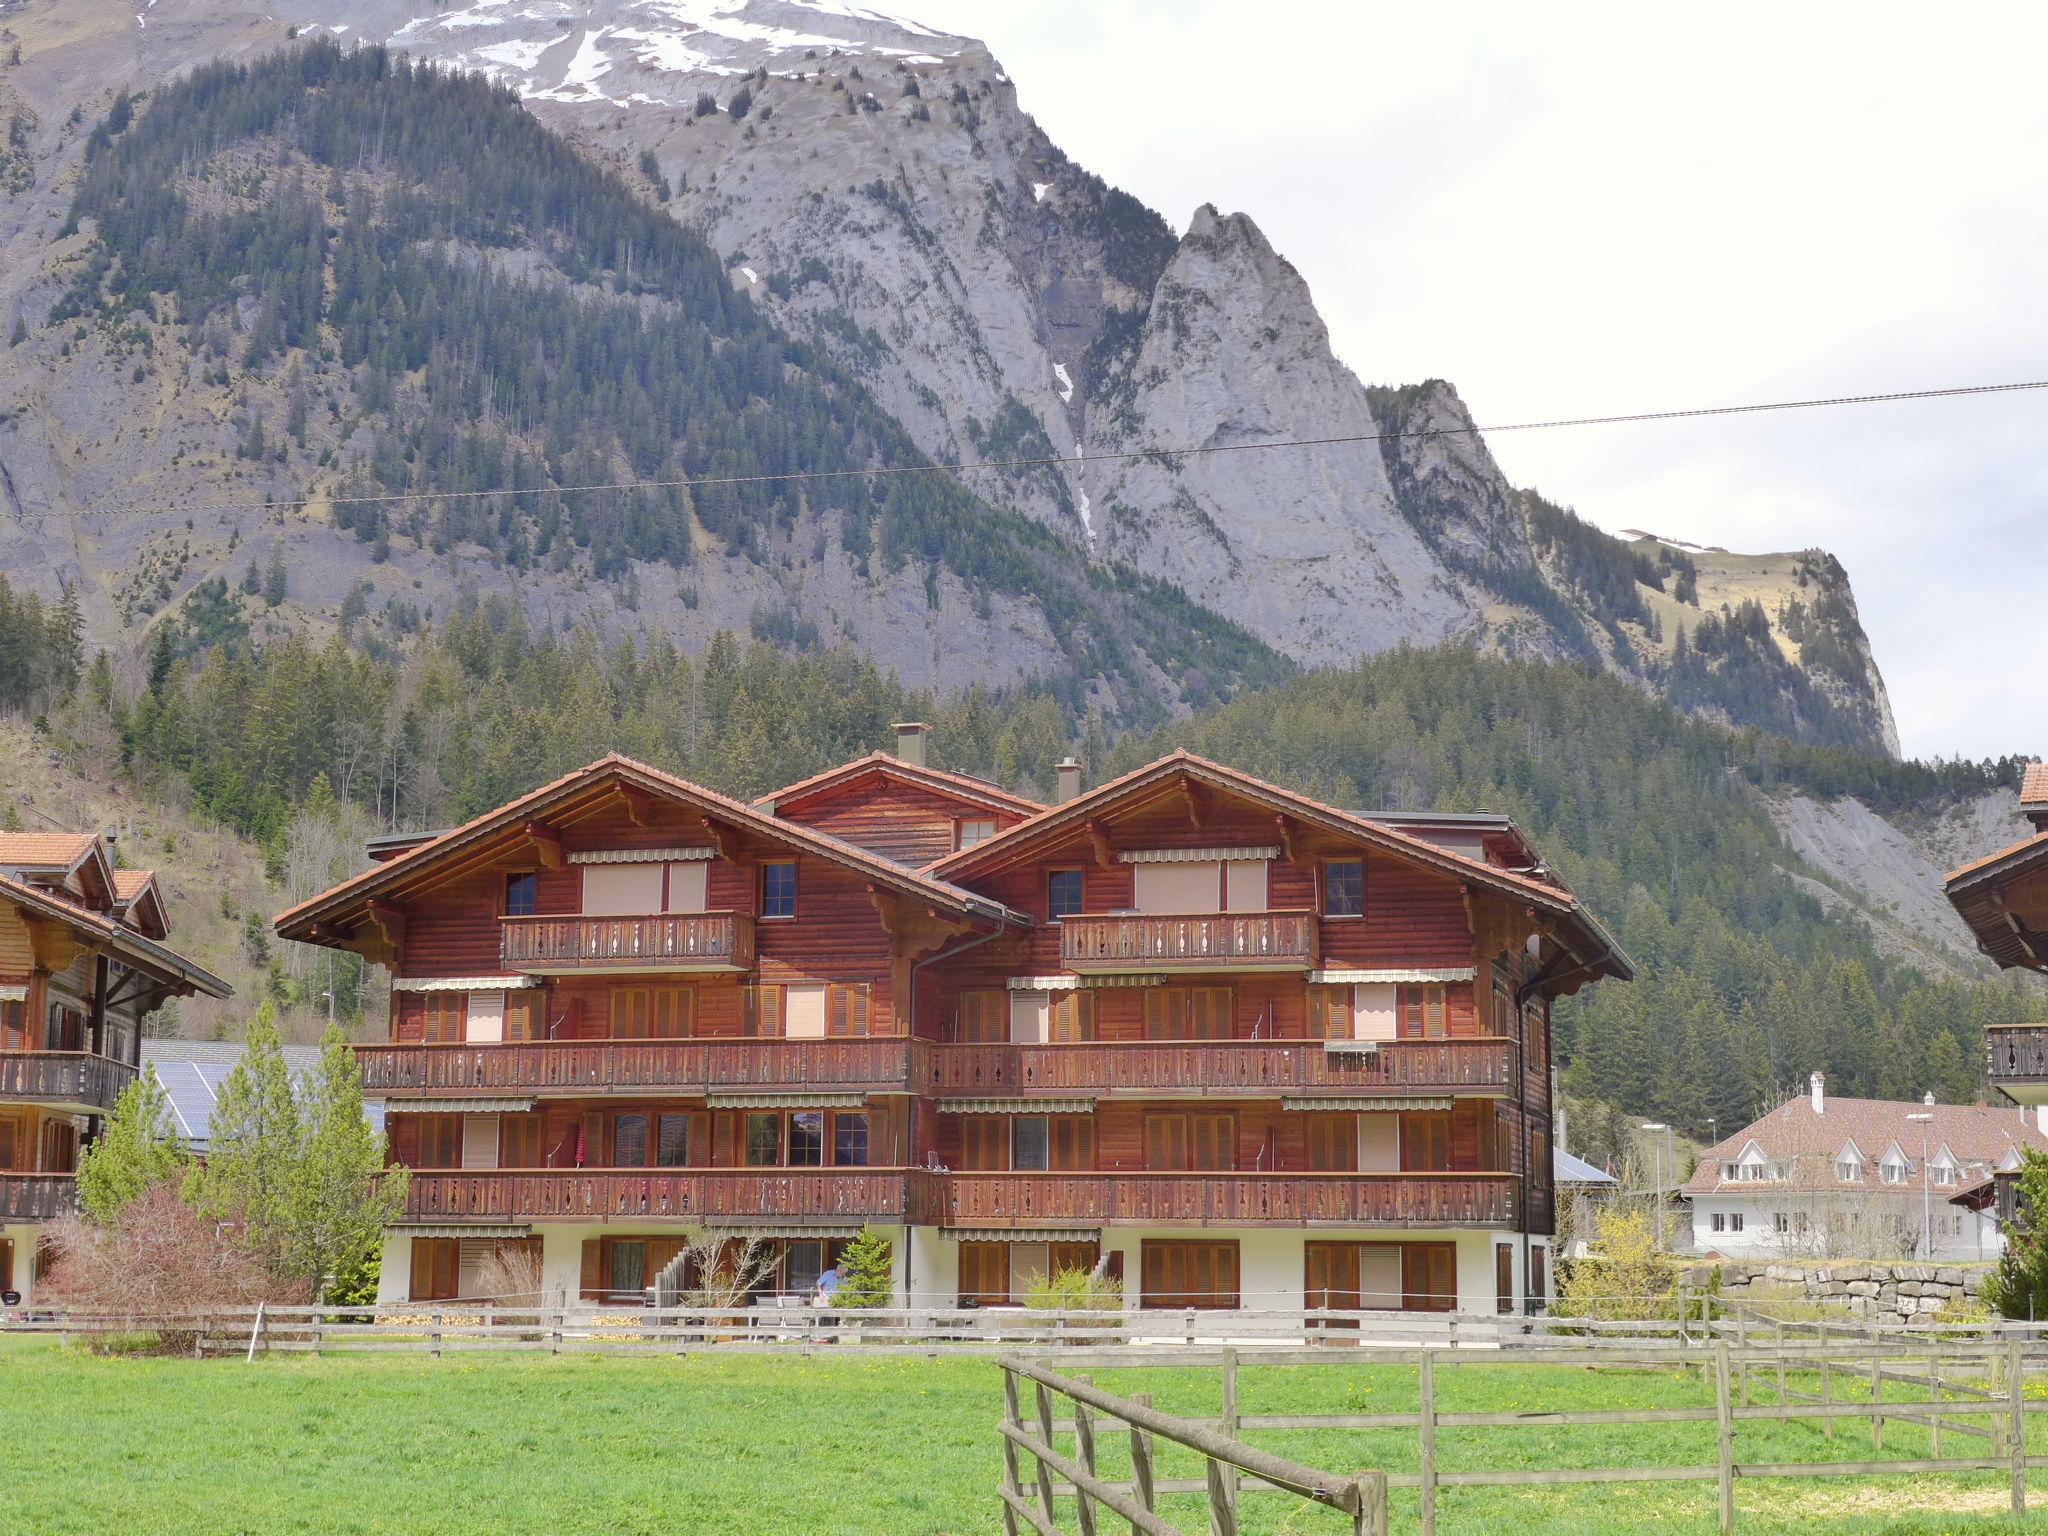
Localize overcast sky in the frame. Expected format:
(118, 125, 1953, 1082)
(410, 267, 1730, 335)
(910, 0, 2047, 762)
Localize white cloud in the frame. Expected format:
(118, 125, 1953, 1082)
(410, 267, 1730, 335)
(917, 0, 2048, 760)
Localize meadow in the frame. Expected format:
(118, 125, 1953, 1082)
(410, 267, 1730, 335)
(1, 1334, 2043, 1535)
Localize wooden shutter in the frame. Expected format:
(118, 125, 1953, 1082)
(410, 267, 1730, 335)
(745, 984, 785, 1038)
(0, 1117, 17, 1171)
(0, 1002, 24, 1051)
(1049, 1117, 1095, 1172)
(1403, 1243, 1456, 1312)
(827, 983, 872, 1037)
(1401, 1111, 1451, 1172)
(501, 1114, 544, 1168)
(1145, 1114, 1188, 1171)
(410, 1238, 457, 1302)
(959, 1243, 1008, 1305)
(1142, 989, 1182, 1041)
(610, 989, 647, 1039)
(1399, 985, 1447, 1040)
(1188, 988, 1231, 1040)
(579, 1239, 603, 1302)
(1307, 986, 1352, 1040)
(421, 993, 466, 1043)
(579, 1110, 604, 1167)
(504, 991, 543, 1043)
(1190, 1112, 1235, 1171)
(1307, 1114, 1356, 1172)
(1049, 991, 1092, 1044)
(962, 1116, 1004, 1172)
(958, 989, 1005, 1043)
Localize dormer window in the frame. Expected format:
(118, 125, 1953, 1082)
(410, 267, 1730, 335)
(1880, 1159, 1909, 1186)
(1835, 1158, 1861, 1183)
(1933, 1164, 1956, 1188)
(956, 818, 998, 851)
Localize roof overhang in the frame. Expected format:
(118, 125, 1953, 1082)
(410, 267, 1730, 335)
(756, 752, 1044, 821)
(1, 872, 229, 999)
(1946, 829, 2048, 973)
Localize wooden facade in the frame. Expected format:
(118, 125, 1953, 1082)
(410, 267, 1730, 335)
(279, 749, 1628, 1310)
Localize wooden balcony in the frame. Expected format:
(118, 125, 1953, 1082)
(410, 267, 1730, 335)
(936, 1172, 1519, 1230)
(0, 1051, 136, 1114)
(401, 1168, 928, 1225)
(499, 912, 754, 974)
(1060, 911, 1318, 975)
(357, 1038, 913, 1098)
(0, 1172, 79, 1222)
(1986, 1023, 2048, 1106)
(924, 1038, 1514, 1099)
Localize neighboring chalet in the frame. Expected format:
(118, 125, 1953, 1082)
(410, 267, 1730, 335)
(276, 729, 1630, 1314)
(1949, 761, 2048, 1121)
(1682, 1072, 2048, 1260)
(0, 832, 229, 1303)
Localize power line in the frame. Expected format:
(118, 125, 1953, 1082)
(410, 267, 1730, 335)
(38, 376, 2048, 522)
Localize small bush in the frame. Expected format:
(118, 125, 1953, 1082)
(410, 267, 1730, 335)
(1024, 1265, 1123, 1313)
(836, 1226, 894, 1309)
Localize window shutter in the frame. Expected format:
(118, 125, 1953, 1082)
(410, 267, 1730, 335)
(1146, 1114, 1188, 1171)
(1050, 1117, 1094, 1172)
(579, 1111, 603, 1168)
(1189, 988, 1231, 1040)
(409, 1238, 434, 1301)
(1191, 1112, 1235, 1171)
(1143, 988, 1180, 1041)
(959, 989, 1004, 1043)
(580, 1239, 603, 1302)
(1049, 991, 1091, 1044)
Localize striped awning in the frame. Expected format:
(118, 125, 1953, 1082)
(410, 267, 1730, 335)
(720, 1222, 871, 1238)
(0, 983, 24, 1003)
(568, 847, 716, 864)
(1007, 973, 1168, 990)
(391, 1223, 533, 1238)
(1308, 967, 1477, 985)
(1281, 1095, 1452, 1112)
(704, 1091, 868, 1109)
(389, 975, 537, 992)
(371, 1097, 535, 1114)
(937, 1098, 1097, 1115)
(948, 1228, 1102, 1244)
(1119, 847, 1278, 864)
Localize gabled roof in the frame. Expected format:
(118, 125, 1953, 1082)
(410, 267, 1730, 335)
(1683, 1095, 2048, 1197)
(110, 869, 168, 939)
(1944, 827, 2048, 971)
(0, 831, 99, 871)
(926, 750, 1631, 983)
(2020, 762, 2048, 812)
(276, 754, 1031, 943)
(755, 752, 1045, 820)
(0, 871, 229, 999)
(1555, 1147, 1617, 1186)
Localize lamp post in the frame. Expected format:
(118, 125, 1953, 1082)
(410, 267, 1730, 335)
(1907, 1110, 1934, 1259)
(1642, 1122, 1669, 1252)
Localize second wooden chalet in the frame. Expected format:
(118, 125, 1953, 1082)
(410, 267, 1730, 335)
(277, 730, 1629, 1314)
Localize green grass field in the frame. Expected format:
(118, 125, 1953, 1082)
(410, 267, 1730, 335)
(1, 1334, 2043, 1536)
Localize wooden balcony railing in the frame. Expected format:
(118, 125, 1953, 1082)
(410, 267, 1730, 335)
(924, 1038, 1514, 1098)
(499, 912, 754, 973)
(1987, 1024, 2048, 1099)
(402, 1168, 929, 1224)
(935, 1172, 1519, 1229)
(357, 1038, 913, 1097)
(1060, 911, 1318, 974)
(0, 1172, 79, 1222)
(0, 1051, 136, 1113)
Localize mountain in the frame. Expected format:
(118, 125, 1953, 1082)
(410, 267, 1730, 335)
(0, 0, 1897, 751)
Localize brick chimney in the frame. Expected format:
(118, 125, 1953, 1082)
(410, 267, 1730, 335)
(1810, 1070, 1825, 1116)
(1055, 756, 1083, 805)
(893, 722, 929, 767)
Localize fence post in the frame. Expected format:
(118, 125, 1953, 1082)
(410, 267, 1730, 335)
(430, 1310, 442, 1361)
(1352, 1470, 1389, 1536)
(551, 1309, 562, 1356)
(1774, 1321, 1787, 1419)
(1869, 1356, 1883, 1451)
(999, 1367, 1025, 1536)
(1819, 1346, 1833, 1442)
(2009, 1337, 2026, 1519)
(1129, 1392, 1157, 1529)
(1419, 1351, 1438, 1536)
(246, 1302, 266, 1364)
(1033, 1381, 1061, 1533)
(1185, 1309, 1196, 1347)
(1714, 1339, 1735, 1536)
(1737, 1311, 1749, 1408)
(1221, 1346, 1240, 1507)
(1073, 1393, 1101, 1536)
(1929, 1352, 1942, 1459)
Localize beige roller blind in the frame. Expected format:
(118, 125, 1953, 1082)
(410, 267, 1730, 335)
(464, 990, 505, 1044)
(1009, 991, 1051, 1044)
(1223, 859, 1267, 913)
(1007, 1242, 1052, 1302)
(461, 1115, 502, 1171)
(1353, 983, 1398, 1042)
(784, 985, 828, 1040)
(1133, 861, 1220, 914)
(582, 863, 662, 916)
(1357, 1113, 1400, 1173)
(1358, 1245, 1403, 1309)
(665, 861, 709, 914)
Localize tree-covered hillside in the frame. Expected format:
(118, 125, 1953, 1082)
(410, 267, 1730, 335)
(47, 40, 1284, 722)
(26, 599, 2033, 1134)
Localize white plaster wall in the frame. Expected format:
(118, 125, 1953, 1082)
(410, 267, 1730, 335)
(907, 1224, 958, 1306)
(1090, 1227, 1521, 1313)
(1, 1221, 39, 1307)
(1689, 1194, 2004, 1262)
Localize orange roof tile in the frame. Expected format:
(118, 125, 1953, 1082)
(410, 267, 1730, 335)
(0, 871, 227, 996)
(1683, 1093, 2048, 1197)
(2022, 762, 2048, 807)
(756, 752, 1045, 818)
(111, 869, 158, 900)
(0, 831, 97, 870)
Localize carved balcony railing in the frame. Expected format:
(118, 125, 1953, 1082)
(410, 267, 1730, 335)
(0, 1173, 79, 1222)
(1987, 1024, 2048, 1103)
(356, 1038, 913, 1098)
(1060, 911, 1318, 975)
(935, 1172, 1520, 1230)
(401, 1168, 929, 1225)
(923, 1038, 1513, 1099)
(499, 912, 754, 974)
(0, 1051, 136, 1114)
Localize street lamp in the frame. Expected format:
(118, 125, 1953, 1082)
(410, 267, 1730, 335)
(1642, 1122, 1670, 1252)
(1906, 1110, 1934, 1260)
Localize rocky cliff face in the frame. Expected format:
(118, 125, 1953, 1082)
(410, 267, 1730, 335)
(0, 0, 1901, 751)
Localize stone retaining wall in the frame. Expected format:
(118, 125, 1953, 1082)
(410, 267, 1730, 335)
(1692, 1260, 1992, 1323)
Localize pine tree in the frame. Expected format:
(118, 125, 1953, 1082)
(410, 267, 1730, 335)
(183, 1002, 305, 1288)
(1984, 1150, 2048, 1321)
(835, 1224, 893, 1308)
(286, 1024, 405, 1303)
(263, 541, 288, 607)
(76, 1072, 190, 1223)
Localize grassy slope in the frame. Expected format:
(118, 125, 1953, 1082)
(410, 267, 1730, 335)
(0, 719, 269, 1037)
(0, 1338, 2041, 1535)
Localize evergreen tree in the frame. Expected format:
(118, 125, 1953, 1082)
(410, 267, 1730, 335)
(76, 1072, 190, 1223)
(835, 1224, 893, 1308)
(263, 542, 288, 607)
(183, 1003, 305, 1288)
(287, 1024, 405, 1303)
(1984, 1150, 2048, 1321)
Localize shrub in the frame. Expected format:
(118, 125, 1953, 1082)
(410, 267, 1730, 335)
(1023, 1265, 1123, 1313)
(38, 1182, 276, 1352)
(1984, 1149, 2048, 1320)
(1555, 1206, 1686, 1321)
(836, 1225, 894, 1309)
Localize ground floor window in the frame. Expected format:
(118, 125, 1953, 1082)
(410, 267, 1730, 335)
(409, 1237, 545, 1302)
(1140, 1240, 1239, 1309)
(957, 1241, 1102, 1305)
(1495, 1244, 1514, 1314)
(1304, 1240, 1452, 1313)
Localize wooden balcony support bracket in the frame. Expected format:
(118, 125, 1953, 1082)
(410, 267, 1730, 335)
(365, 900, 408, 968)
(1177, 780, 1205, 830)
(1273, 813, 1306, 872)
(872, 887, 967, 1019)
(526, 823, 566, 871)
(1991, 891, 2044, 967)
(618, 785, 657, 829)
(18, 910, 88, 975)
(1084, 820, 1116, 870)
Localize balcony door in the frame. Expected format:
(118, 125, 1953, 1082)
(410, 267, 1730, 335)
(582, 864, 661, 916)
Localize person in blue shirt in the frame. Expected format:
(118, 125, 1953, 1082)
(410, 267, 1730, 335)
(814, 1262, 845, 1305)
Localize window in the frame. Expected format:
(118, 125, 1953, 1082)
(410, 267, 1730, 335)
(1140, 1240, 1240, 1309)
(1397, 985, 1448, 1040)
(958, 988, 1006, 1043)
(412, 1115, 462, 1169)
(419, 993, 466, 1044)
(505, 991, 545, 1043)
(833, 1113, 869, 1168)
(961, 1116, 1006, 1172)
(1711, 1212, 1727, 1233)
(1836, 1157, 1861, 1183)
(1011, 1117, 1050, 1172)
(1400, 1111, 1451, 1173)
(612, 1114, 648, 1168)
(956, 818, 998, 850)
(745, 1113, 782, 1167)
(1143, 986, 1231, 1040)
(1049, 991, 1092, 1044)
(761, 861, 797, 919)
(1307, 986, 1353, 1041)
(1048, 1117, 1094, 1172)
(1046, 869, 1084, 921)
(1881, 1161, 1909, 1186)
(1306, 1114, 1357, 1172)
(609, 1240, 646, 1298)
(1322, 859, 1363, 917)
(789, 1111, 825, 1167)
(1774, 1212, 1790, 1233)
(1729, 1213, 1744, 1232)
(0, 1001, 25, 1052)
(610, 986, 693, 1039)
(1145, 1112, 1236, 1171)
(502, 1114, 545, 1168)
(504, 871, 537, 917)
(1933, 1163, 1956, 1188)
(409, 1237, 460, 1301)
(783, 1239, 827, 1298)
(657, 1114, 693, 1168)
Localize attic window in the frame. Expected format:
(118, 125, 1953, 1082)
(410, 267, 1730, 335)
(1880, 1160, 1909, 1186)
(1835, 1158, 1861, 1183)
(956, 819, 998, 851)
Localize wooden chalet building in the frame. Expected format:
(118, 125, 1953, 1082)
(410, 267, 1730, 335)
(277, 727, 1630, 1313)
(1947, 762, 2048, 1116)
(0, 831, 229, 1304)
